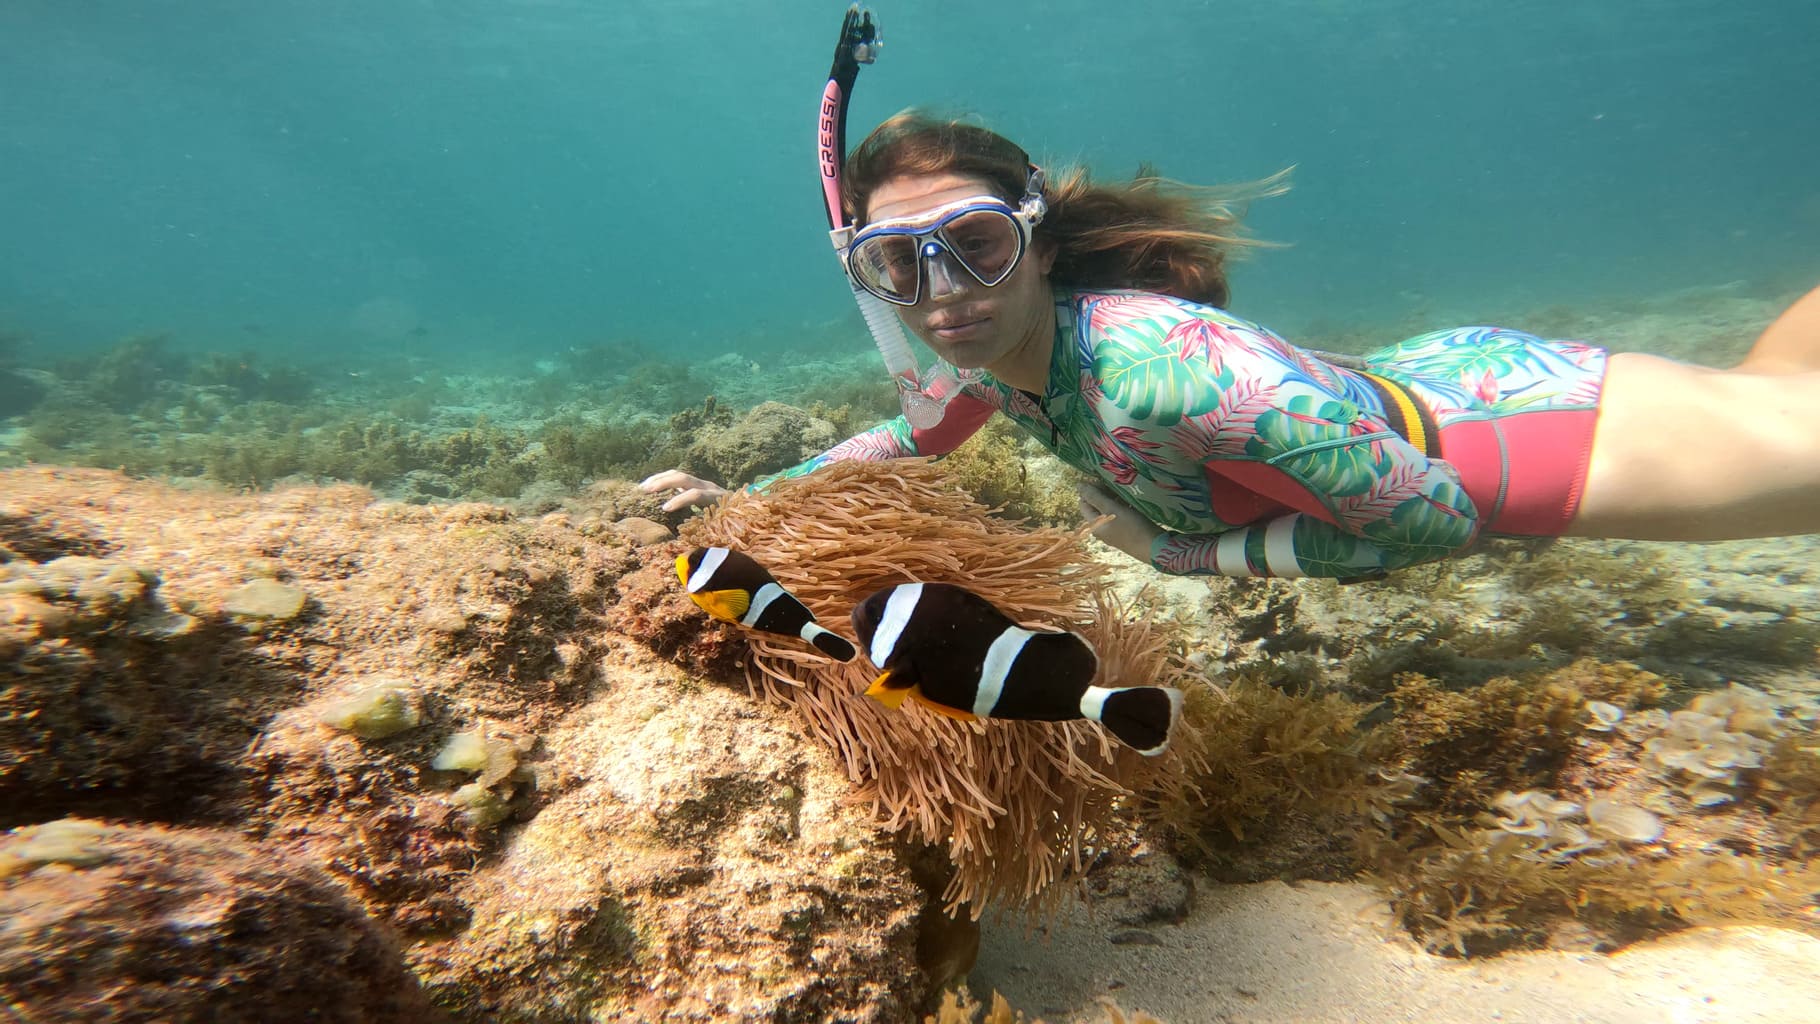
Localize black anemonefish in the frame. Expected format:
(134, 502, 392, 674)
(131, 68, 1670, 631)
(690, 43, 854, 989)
(849, 582, 1183, 756)
(675, 547, 857, 662)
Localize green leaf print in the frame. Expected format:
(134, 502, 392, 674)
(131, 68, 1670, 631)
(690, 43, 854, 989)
(1247, 396, 1384, 497)
(1291, 518, 1370, 578)
(1121, 483, 1199, 532)
(1246, 395, 1349, 453)
(1293, 441, 1385, 499)
(1095, 337, 1224, 426)
(1360, 481, 1477, 556)
(1053, 418, 1102, 472)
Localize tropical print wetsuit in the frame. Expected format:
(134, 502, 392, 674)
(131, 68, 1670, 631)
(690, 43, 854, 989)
(762, 289, 1607, 579)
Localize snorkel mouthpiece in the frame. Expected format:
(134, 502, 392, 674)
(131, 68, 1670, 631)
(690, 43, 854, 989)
(851, 281, 956, 429)
(819, 4, 962, 430)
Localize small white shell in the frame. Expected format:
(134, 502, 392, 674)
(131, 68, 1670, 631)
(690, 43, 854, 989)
(1492, 790, 1546, 814)
(1586, 798, 1664, 843)
(1687, 784, 1735, 807)
(1547, 822, 1601, 854)
(1538, 796, 1583, 819)
(1495, 815, 1552, 837)
(1584, 700, 1625, 731)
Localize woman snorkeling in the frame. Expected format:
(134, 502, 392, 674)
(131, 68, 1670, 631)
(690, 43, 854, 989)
(643, 113, 1820, 580)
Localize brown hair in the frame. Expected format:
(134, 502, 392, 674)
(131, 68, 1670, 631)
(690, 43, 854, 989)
(843, 110, 1290, 308)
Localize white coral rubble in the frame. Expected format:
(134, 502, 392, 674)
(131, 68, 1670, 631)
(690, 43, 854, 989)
(1488, 789, 1662, 862)
(1626, 683, 1788, 806)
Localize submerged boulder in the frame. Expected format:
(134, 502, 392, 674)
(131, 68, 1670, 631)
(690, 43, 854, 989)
(683, 401, 839, 485)
(0, 819, 435, 1023)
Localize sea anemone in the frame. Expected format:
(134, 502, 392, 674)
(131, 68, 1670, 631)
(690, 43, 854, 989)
(680, 458, 1199, 917)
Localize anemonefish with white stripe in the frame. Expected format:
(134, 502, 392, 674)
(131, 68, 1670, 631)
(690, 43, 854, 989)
(850, 582, 1183, 756)
(675, 547, 857, 662)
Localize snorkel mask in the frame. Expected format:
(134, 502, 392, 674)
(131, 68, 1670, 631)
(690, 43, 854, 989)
(819, 5, 976, 429)
(846, 167, 1047, 306)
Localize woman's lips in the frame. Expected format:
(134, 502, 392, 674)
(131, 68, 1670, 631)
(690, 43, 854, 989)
(931, 315, 989, 341)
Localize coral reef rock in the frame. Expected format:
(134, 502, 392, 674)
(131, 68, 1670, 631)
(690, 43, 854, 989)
(0, 467, 929, 1022)
(1194, 534, 1820, 700)
(683, 400, 839, 485)
(0, 818, 435, 1023)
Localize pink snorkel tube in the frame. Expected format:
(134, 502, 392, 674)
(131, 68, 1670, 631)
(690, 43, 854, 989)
(819, 5, 961, 429)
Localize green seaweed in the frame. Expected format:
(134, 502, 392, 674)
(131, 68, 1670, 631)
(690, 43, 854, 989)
(1369, 822, 1820, 957)
(75, 333, 187, 412)
(537, 418, 668, 489)
(187, 351, 315, 403)
(1152, 678, 1392, 858)
(1383, 660, 1668, 816)
(1357, 661, 1820, 957)
(935, 418, 1083, 525)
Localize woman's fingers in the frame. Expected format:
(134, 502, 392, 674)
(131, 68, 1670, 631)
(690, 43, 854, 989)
(1075, 483, 1119, 526)
(639, 470, 726, 511)
(661, 487, 709, 512)
(639, 469, 708, 493)
(1076, 482, 1122, 505)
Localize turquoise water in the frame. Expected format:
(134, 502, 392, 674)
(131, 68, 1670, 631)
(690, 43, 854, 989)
(3, 0, 1816, 365)
(2, 8, 1818, 1018)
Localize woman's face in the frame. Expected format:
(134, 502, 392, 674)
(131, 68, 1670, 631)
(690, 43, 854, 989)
(862, 172, 1057, 372)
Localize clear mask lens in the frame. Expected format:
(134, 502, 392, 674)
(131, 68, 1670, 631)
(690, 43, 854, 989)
(847, 202, 1025, 305)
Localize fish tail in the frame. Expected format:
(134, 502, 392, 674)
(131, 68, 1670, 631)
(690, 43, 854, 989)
(1083, 685, 1183, 756)
(802, 623, 857, 663)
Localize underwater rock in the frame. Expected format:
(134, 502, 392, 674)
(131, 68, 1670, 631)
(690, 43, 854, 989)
(222, 577, 308, 620)
(0, 819, 435, 1023)
(432, 727, 494, 772)
(683, 400, 838, 486)
(1086, 846, 1194, 926)
(568, 478, 677, 529)
(316, 680, 423, 739)
(447, 782, 511, 828)
(611, 514, 673, 545)
(420, 654, 925, 1023)
(0, 546, 273, 825)
(429, 722, 536, 827)
(0, 464, 1168, 1020)
(0, 555, 156, 640)
(0, 818, 112, 878)
(432, 722, 533, 785)
(0, 368, 46, 417)
(1585, 700, 1624, 731)
(1200, 533, 1820, 704)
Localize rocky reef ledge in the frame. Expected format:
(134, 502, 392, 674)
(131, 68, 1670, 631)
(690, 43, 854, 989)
(2, 466, 927, 1023)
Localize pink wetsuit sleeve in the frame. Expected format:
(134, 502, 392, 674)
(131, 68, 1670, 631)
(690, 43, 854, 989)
(908, 393, 997, 456)
(749, 393, 998, 491)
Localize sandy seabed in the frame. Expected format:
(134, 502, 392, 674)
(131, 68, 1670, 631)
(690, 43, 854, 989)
(974, 878, 1820, 1024)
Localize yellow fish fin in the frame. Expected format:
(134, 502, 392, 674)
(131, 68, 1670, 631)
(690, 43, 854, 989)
(674, 553, 691, 587)
(909, 688, 978, 722)
(865, 670, 910, 710)
(692, 588, 749, 623)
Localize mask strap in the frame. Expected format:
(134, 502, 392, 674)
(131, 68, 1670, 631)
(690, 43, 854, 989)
(1020, 164, 1047, 224)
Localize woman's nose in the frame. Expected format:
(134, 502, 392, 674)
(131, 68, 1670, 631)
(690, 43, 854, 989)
(923, 250, 969, 299)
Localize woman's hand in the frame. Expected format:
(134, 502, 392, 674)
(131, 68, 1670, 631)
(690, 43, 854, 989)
(639, 470, 730, 512)
(1075, 483, 1161, 564)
